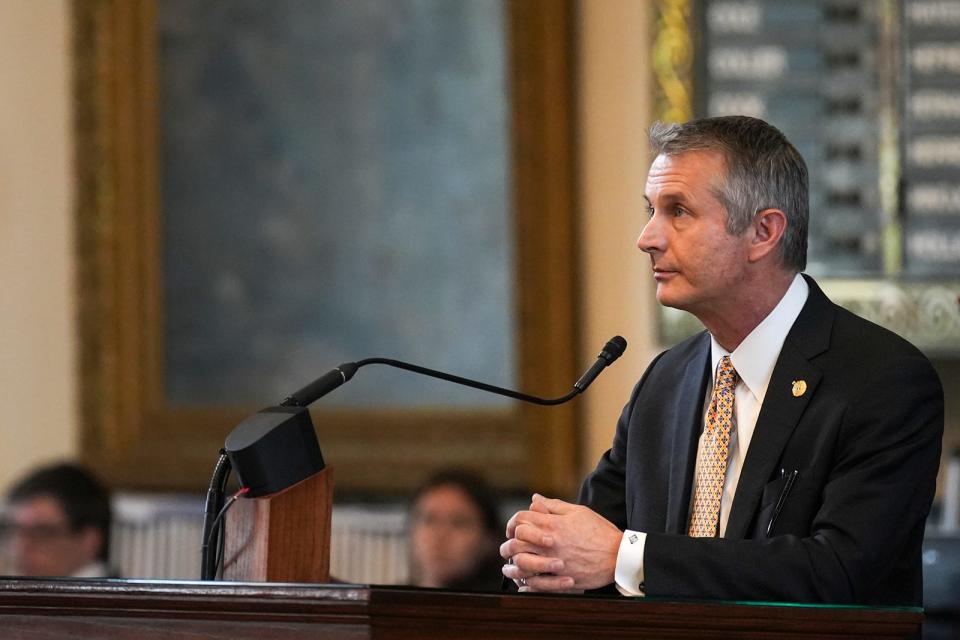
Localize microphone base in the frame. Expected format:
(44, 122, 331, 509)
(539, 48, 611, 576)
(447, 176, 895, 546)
(224, 406, 325, 498)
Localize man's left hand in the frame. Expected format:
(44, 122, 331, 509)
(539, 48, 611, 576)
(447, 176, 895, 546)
(501, 494, 622, 592)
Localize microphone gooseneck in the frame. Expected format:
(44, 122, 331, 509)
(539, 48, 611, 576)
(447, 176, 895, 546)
(280, 336, 627, 407)
(208, 335, 627, 580)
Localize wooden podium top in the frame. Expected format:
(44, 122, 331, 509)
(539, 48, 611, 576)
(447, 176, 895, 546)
(0, 578, 922, 639)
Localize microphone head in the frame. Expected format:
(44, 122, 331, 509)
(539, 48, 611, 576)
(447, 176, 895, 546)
(599, 336, 628, 363)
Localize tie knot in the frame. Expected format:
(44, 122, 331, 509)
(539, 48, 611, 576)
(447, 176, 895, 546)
(716, 356, 738, 390)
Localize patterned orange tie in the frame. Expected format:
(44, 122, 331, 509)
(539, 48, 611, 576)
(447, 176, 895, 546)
(688, 355, 739, 538)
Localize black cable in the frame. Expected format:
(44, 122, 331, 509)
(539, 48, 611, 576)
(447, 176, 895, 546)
(215, 517, 227, 580)
(207, 488, 248, 579)
(204, 489, 247, 547)
(200, 451, 232, 580)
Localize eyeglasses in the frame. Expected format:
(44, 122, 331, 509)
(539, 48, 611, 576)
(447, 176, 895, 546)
(0, 521, 74, 543)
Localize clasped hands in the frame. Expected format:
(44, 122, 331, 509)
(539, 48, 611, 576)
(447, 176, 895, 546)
(500, 493, 622, 593)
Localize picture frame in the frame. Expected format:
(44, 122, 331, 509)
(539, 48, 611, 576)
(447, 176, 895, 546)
(74, 0, 582, 495)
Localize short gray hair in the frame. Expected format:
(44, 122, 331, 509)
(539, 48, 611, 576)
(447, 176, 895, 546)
(648, 116, 808, 271)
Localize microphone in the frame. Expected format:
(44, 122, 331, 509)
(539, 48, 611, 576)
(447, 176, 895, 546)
(223, 336, 627, 497)
(280, 335, 628, 408)
(280, 362, 360, 407)
(574, 336, 628, 392)
(205, 335, 627, 580)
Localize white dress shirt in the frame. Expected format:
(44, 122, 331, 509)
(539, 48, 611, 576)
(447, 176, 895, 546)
(614, 274, 809, 595)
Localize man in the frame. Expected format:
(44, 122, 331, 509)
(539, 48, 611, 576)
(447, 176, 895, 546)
(3, 462, 114, 577)
(501, 116, 943, 605)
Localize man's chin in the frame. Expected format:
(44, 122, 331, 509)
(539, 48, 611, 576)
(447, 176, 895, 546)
(654, 285, 689, 311)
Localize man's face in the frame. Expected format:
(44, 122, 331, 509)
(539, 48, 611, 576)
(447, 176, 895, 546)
(4, 494, 98, 576)
(638, 150, 752, 317)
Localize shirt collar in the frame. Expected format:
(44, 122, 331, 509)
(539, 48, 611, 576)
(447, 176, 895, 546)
(710, 273, 809, 404)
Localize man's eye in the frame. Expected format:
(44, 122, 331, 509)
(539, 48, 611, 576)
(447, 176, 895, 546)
(645, 207, 655, 218)
(674, 206, 688, 216)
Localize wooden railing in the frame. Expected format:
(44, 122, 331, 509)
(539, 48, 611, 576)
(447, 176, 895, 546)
(0, 579, 923, 639)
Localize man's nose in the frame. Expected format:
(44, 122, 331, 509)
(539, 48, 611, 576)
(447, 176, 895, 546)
(637, 215, 665, 254)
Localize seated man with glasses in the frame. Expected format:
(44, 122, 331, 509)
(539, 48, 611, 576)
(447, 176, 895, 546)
(2, 462, 115, 578)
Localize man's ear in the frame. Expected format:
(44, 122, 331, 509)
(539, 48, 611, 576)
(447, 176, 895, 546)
(748, 208, 787, 263)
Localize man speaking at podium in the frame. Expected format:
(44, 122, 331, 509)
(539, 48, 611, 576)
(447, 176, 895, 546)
(501, 116, 944, 605)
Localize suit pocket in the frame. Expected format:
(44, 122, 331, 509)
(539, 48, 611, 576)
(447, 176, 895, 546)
(758, 474, 819, 537)
(760, 474, 791, 510)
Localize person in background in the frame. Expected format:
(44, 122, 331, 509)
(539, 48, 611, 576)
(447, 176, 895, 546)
(408, 469, 503, 591)
(3, 462, 115, 578)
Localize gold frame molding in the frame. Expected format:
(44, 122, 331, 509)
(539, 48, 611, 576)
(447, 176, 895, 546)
(75, 0, 581, 495)
(652, 0, 694, 124)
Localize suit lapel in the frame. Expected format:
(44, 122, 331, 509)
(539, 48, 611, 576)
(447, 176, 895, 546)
(724, 275, 834, 539)
(725, 344, 821, 537)
(665, 334, 710, 534)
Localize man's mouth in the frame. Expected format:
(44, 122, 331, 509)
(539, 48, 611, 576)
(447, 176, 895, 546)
(652, 267, 677, 281)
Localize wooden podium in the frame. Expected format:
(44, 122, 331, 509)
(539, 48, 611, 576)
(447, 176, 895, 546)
(0, 579, 924, 639)
(166, 468, 927, 638)
(222, 468, 333, 583)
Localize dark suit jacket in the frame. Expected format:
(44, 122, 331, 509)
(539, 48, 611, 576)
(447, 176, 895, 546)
(579, 275, 944, 605)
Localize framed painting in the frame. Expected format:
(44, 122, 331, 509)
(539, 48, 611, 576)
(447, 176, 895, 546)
(74, 0, 581, 495)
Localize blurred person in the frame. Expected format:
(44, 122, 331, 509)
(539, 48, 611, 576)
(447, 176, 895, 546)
(408, 469, 502, 590)
(3, 462, 115, 578)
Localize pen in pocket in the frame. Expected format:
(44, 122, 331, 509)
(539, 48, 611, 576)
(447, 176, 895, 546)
(766, 468, 799, 537)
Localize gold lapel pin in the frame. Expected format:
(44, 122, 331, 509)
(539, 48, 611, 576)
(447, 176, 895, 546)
(791, 380, 807, 397)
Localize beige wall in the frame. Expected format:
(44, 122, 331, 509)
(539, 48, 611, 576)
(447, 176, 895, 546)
(0, 0, 76, 489)
(577, 0, 661, 474)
